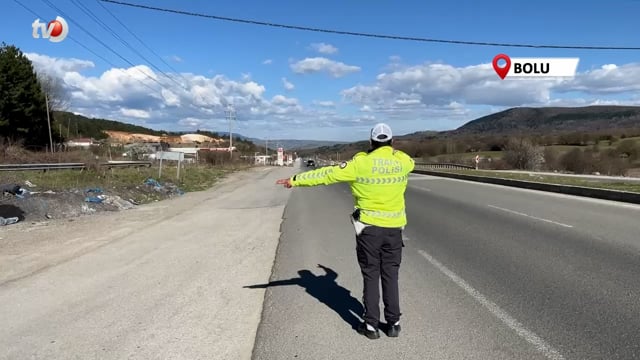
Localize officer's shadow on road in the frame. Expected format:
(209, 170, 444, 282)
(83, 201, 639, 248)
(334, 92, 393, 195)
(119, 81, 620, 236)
(244, 264, 364, 330)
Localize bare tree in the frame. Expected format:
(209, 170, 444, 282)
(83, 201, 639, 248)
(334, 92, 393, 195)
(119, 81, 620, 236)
(503, 137, 544, 170)
(38, 73, 70, 112)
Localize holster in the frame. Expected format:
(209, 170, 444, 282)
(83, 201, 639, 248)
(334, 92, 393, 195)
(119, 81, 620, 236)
(350, 208, 368, 236)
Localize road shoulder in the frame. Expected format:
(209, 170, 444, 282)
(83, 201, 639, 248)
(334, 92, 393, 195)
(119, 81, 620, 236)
(0, 166, 296, 360)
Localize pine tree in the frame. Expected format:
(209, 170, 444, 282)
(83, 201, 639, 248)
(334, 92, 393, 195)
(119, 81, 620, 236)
(0, 42, 53, 149)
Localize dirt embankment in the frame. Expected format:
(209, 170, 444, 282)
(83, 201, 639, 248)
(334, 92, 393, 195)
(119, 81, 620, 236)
(1, 177, 184, 226)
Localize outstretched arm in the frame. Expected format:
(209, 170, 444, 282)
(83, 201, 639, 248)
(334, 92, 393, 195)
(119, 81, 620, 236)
(277, 157, 360, 188)
(243, 278, 299, 288)
(317, 264, 338, 280)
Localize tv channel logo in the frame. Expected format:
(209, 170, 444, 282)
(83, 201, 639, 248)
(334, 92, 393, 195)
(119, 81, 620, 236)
(32, 16, 69, 43)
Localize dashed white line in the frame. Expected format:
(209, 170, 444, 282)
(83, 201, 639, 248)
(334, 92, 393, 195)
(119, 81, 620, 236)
(487, 205, 573, 228)
(412, 186, 432, 192)
(418, 249, 565, 360)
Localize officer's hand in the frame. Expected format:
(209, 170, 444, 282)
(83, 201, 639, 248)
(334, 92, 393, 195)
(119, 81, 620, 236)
(276, 178, 292, 188)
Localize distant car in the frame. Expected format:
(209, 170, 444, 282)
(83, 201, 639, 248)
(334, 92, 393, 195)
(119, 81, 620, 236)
(306, 159, 316, 167)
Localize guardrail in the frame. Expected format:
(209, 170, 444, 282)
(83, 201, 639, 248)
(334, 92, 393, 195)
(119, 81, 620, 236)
(0, 161, 152, 171)
(414, 162, 475, 170)
(413, 169, 640, 205)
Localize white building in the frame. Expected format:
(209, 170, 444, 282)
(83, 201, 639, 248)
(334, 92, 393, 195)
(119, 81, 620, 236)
(254, 155, 271, 165)
(66, 138, 97, 148)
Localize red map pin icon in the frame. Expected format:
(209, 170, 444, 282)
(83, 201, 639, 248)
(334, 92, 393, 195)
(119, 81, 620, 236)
(492, 54, 511, 80)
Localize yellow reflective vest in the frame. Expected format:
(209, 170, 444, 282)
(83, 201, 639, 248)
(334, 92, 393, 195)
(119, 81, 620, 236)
(290, 146, 415, 228)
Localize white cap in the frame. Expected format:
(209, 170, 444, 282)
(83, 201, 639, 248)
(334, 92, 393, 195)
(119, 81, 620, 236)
(370, 123, 392, 142)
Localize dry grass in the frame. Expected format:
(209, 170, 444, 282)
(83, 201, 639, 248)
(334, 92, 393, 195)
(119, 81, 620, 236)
(1, 143, 255, 201)
(0, 144, 97, 164)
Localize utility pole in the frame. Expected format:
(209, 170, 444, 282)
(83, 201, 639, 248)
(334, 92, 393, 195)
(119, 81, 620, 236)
(225, 107, 236, 159)
(45, 93, 54, 153)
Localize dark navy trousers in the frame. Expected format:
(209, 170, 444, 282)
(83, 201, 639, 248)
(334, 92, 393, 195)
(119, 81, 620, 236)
(355, 224, 403, 328)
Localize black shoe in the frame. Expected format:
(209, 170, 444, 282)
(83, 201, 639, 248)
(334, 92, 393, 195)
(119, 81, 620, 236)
(357, 322, 380, 340)
(387, 323, 401, 337)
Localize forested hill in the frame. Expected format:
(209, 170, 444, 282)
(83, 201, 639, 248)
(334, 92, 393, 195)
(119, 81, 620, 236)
(53, 111, 165, 139)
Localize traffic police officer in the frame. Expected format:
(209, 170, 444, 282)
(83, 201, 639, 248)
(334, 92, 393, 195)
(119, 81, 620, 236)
(276, 123, 415, 339)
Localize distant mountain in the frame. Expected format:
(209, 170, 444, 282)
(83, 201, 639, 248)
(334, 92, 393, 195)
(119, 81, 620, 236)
(403, 105, 640, 139)
(301, 105, 640, 156)
(231, 137, 349, 150)
(268, 139, 350, 150)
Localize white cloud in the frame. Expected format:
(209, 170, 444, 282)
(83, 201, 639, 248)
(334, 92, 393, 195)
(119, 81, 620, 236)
(23, 52, 640, 140)
(262, 59, 273, 65)
(178, 117, 204, 128)
(339, 58, 640, 132)
(309, 42, 338, 54)
(25, 53, 317, 135)
(120, 108, 150, 119)
(313, 100, 335, 107)
(169, 55, 183, 63)
(290, 57, 360, 78)
(282, 77, 295, 91)
(341, 60, 640, 109)
(555, 63, 640, 94)
(26, 52, 94, 78)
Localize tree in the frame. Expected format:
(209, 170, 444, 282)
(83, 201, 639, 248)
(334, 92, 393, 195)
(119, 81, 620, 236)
(503, 137, 544, 170)
(560, 148, 591, 174)
(543, 147, 559, 171)
(0, 43, 59, 149)
(38, 73, 70, 112)
(616, 139, 639, 160)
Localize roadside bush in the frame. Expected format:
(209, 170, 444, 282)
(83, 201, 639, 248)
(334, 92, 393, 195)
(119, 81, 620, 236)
(0, 138, 97, 164)
(542, 147, 560, 171)
(559, 148, 592, 174)
(483, 158, 510, 170)
(0, 138, 30, 163)
(616, 139, 639, 161)
(199, 151, 235, 166)
(593, 155, 628, 176)
(503, 138, 544, 170)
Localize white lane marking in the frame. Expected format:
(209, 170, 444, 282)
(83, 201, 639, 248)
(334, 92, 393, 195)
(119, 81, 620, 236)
(411, 186, 431, 192)
(487, 205, 573, 228)
(408, 175, 440, 180)
(418, 249, 565, 360)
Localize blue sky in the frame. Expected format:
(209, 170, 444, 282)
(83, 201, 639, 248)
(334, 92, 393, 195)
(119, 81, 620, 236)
(5, 0, 640, 141)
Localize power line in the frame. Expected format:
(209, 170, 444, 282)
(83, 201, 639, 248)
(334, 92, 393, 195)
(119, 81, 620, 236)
(94, 0, 186, 78)
(12, 0, 159, 94)
(68, 0, 186, 90)
(39, 0, 167, 90)
(99, 0, 640, 51)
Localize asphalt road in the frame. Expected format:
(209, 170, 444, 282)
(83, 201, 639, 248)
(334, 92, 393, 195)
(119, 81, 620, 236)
(252, 171, 640, 360)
